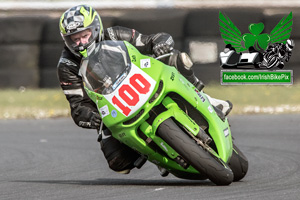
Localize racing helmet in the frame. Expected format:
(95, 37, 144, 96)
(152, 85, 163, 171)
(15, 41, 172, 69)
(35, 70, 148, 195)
(59, 5, 103, 57)
(286, 39, 295, 51)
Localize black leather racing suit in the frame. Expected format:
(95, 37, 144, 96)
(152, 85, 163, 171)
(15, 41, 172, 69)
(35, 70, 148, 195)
(57, 26, 175, 128)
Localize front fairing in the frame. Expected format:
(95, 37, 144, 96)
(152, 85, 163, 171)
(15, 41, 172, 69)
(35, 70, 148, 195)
(79, 41, 157, 126)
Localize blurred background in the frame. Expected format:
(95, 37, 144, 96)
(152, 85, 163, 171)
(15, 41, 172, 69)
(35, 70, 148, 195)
(0, 0, 299, 88)
(0, 0, 299, 118)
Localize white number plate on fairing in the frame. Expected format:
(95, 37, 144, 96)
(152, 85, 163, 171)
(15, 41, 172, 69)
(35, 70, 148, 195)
(103, 63, 156, 117)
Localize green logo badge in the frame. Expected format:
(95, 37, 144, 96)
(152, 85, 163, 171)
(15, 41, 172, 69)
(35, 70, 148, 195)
(219, 12, 293, 52)
(219, 12, 294, 85)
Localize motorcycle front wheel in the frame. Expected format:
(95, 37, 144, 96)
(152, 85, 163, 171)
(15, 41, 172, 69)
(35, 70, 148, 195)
(157, 118, 234, 185)
(228, 143, 249, 181)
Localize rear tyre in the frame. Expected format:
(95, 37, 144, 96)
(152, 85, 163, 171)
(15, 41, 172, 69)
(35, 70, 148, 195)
(157, 118, 233, 185)
(228, 143, 249, 181)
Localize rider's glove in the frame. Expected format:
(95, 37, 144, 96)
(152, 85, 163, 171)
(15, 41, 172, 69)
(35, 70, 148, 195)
(153, 42, 174, 57)
(78, 112, 101, 129)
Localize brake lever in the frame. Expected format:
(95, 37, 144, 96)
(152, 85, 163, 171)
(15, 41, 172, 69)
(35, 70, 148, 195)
(97, 120, 104, 142)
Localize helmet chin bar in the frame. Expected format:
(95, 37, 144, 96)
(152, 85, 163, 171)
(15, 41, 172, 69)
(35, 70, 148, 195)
(79, 41, 96, 58)
(79, 49, 88, 58)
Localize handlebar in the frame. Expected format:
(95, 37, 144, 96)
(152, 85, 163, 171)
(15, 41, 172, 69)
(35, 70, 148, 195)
(155, 52, 173, 60)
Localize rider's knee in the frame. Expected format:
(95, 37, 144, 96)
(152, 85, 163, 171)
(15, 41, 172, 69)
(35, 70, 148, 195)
(107, 154, 135, 173)
(100, 135, 139, 173)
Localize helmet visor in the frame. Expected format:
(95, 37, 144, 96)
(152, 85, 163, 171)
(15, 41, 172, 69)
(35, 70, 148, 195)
(63, 26, 98, 52)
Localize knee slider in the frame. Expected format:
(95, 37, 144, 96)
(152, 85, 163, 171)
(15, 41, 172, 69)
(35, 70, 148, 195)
(107, 156, 133, 172)
(100, 138, 139, 173)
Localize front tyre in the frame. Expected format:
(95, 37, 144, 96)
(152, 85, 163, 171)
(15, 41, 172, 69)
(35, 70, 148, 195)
(157, 118, 233, 185)
(228, 143, 249, 181)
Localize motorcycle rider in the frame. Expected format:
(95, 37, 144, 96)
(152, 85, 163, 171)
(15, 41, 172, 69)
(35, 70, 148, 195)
(57, 5, 232, 174)
(259, 39, 295, 69)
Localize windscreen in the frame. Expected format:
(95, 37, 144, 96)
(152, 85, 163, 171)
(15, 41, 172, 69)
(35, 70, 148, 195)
(80, 41, 131, 95)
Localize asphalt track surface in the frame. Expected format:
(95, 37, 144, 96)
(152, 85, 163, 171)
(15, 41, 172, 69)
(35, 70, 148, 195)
(1, 114, 300, 200)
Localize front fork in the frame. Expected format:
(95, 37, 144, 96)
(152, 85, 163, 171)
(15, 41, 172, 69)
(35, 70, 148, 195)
(140, 96, 211, 157)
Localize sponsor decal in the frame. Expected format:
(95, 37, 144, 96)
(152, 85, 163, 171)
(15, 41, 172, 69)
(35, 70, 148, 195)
(194, 89, 206, 103)
(100, 105, 109, 118)
(170, 72, 175, 81)
(208, 105, 214, 113)
(111, 110, 118, 118)
(59, 58, 77, 67)
(112, 72, 127, 90)
(223, 128, 229, 137)
(66, 21, 81, 31)
(140, 58, 151, 68)
(107, 27, 117, 41)
(131, 55, 137, 62)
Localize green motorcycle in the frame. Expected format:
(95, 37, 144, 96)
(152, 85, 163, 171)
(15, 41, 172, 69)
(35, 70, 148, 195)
(79, 40, 248, 185)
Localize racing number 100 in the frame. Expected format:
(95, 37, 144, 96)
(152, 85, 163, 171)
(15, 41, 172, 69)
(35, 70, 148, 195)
(112, 74, 151, 116)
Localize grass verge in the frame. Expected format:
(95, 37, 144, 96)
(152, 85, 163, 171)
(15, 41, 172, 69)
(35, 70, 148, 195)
(204, 82, 300, 114)
(0, 83, 299, 119)
(0, 88, 69, 119)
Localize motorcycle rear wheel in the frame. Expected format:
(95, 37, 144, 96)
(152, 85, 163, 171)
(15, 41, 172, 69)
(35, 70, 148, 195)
(157, 118, 233, 185)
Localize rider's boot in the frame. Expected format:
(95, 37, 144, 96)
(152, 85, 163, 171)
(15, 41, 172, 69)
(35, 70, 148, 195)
(205, 94, 233, 116)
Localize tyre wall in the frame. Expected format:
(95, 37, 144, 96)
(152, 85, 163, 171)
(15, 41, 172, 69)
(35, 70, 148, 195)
(0, 8, 299, 88)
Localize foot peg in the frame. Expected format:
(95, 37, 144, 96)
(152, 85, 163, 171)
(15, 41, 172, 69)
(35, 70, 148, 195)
(134, 155, 147, 169)
(158, 166, 169, 177)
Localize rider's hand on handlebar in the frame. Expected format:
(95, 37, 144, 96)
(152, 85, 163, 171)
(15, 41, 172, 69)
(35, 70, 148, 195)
(79, 112, 101, 129)
(153, 42, 174, 57)
(90, 112, 101, 129)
